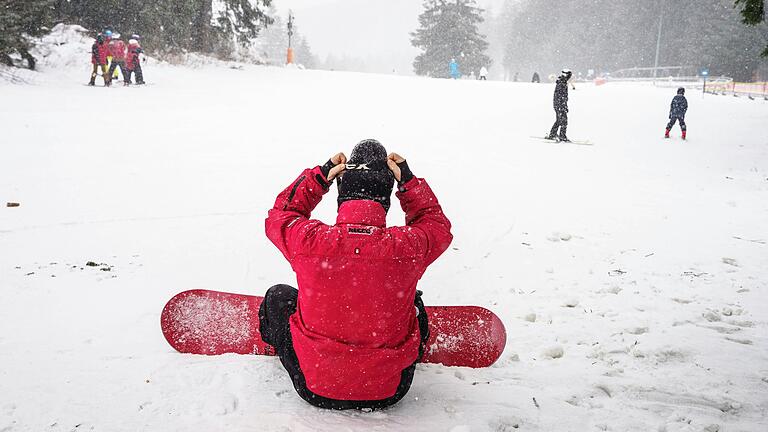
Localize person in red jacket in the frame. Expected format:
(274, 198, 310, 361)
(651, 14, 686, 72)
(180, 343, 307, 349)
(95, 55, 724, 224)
(88, 34, 110, 86)
(107, 34, 127, 84)
(125, 38, 145, 85)
(261, 139, 453, 410)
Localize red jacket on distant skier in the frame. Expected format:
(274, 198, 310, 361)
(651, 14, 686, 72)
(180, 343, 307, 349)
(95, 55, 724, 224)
(126, 42, 143, 70)
(109, 39, 126, 61)
(91, 38, 109, 65)
(265, 166, 453, 401)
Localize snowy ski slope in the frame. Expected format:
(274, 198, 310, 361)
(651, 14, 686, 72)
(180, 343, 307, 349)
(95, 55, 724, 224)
(1, 28, 767, 431)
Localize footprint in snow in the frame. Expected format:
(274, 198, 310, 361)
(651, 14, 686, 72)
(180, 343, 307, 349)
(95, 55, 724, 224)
(625, 327, 649, 335)
(488, 416, 521, 431)
(724, 336, 753, 345)
(670, 297, 692, 304)
(547, 232, 572, 242)
(728, 319, 754, 327)
(541, 345, 565, 359)
(598, 286, 622, 295)
(702, 310, 721, 322)
(562, 298, 579, 308)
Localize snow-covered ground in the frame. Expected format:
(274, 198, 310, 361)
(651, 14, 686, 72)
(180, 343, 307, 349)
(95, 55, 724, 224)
(1, 27, 767, 432)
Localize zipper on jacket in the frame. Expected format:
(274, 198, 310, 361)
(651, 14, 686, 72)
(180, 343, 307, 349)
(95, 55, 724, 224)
(283, 175, 306, 210)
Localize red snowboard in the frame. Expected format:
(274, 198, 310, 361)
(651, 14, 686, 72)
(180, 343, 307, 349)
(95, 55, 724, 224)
(161, 290, 506, 368)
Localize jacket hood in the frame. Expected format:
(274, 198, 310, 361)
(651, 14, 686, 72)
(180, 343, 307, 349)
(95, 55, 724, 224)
(336, 200, 387, 228)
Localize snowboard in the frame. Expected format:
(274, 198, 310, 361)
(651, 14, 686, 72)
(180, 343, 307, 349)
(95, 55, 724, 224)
(161, 289, 507, 368)
(530, 136, 594, 146)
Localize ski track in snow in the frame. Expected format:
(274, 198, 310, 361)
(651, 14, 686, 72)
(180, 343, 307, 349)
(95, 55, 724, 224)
(1, 26, 767, 431)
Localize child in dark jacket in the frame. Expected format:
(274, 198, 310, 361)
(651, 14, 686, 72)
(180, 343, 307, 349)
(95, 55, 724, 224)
(665, 88, 688, 140)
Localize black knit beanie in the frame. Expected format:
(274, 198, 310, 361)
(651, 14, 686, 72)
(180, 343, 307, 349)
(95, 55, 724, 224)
(337, 139, 395, 212)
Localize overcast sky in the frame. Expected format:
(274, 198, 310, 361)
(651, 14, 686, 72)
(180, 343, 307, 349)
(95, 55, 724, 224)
(275, 0, 506, 74)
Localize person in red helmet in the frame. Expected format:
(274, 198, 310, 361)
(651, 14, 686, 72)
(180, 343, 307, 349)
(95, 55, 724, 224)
(260, 139, 453, 410)
(88, 34, 110, 86)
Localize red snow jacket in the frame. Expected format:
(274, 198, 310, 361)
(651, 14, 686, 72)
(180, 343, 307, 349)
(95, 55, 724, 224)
(126, 45, 142, 69)
(91, 41, 109, 65)
(109, 40, 126, 61)
(265, 166, 452, 401)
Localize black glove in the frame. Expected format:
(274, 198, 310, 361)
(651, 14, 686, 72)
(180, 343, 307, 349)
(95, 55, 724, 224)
(317, 159, 336, 190)
(397, 160, 414, 185)
(320, 159, 336, 180)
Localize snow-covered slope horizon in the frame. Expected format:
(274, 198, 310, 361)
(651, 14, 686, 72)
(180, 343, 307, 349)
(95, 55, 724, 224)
(1, 29, 767, 431)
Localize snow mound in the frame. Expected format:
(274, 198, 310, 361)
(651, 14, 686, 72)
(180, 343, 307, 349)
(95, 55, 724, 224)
(30, 24, 94, 72)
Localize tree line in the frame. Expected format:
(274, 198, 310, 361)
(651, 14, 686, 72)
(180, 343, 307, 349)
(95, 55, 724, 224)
(410, 0, 767, 81)
(1, 0, 276, 69)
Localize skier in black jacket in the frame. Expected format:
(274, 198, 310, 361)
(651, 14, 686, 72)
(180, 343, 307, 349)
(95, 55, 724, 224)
(665, 87, 688, 140)
(546, 69, 572, 142)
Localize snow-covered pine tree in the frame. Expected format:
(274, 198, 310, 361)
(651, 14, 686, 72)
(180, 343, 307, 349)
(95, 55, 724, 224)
(735, 0, 767, 56)
(411, 0, 491, 78)
(292, 33, 317, 69)
(51, 0, 272, 58)
(0, 0, 54, 69)
(257, 5, 288, 64)
(255, 7, 316, 67)
(211, 0, 272, 50)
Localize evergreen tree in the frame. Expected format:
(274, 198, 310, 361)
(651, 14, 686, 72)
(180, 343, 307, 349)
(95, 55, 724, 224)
(411, 0, 491, 78)
(212, 0, 273, 49)
(293, 33, 317, 69)
(257, 4, 287, 64)
(735, 0, 767, 56)
(0, 0, 54, 69)
(255, 8, 316, 67)
(51, 0, 272, 56)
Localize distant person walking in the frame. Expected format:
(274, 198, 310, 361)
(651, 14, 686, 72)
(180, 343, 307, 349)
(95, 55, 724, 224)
(665, 87, 688, 140)
(546, 69, 572, 142)
(449, 59, 460, 80)
(88, 34, 110, 86)
(532, 72, 540, 83)
(479, 66, 488, 81)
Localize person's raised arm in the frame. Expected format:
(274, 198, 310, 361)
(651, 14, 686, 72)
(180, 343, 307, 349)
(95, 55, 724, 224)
(388, 153, 453, 266)
(265, 153, 346, 260)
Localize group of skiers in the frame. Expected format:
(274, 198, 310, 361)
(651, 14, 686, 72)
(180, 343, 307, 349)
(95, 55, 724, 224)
(89, 30, 145, 86)
(544, 68, 688, 142)
(447, 60, 689, 142)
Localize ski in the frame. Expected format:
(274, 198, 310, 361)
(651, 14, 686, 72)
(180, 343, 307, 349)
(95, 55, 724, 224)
(529, 136, 594, 146)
